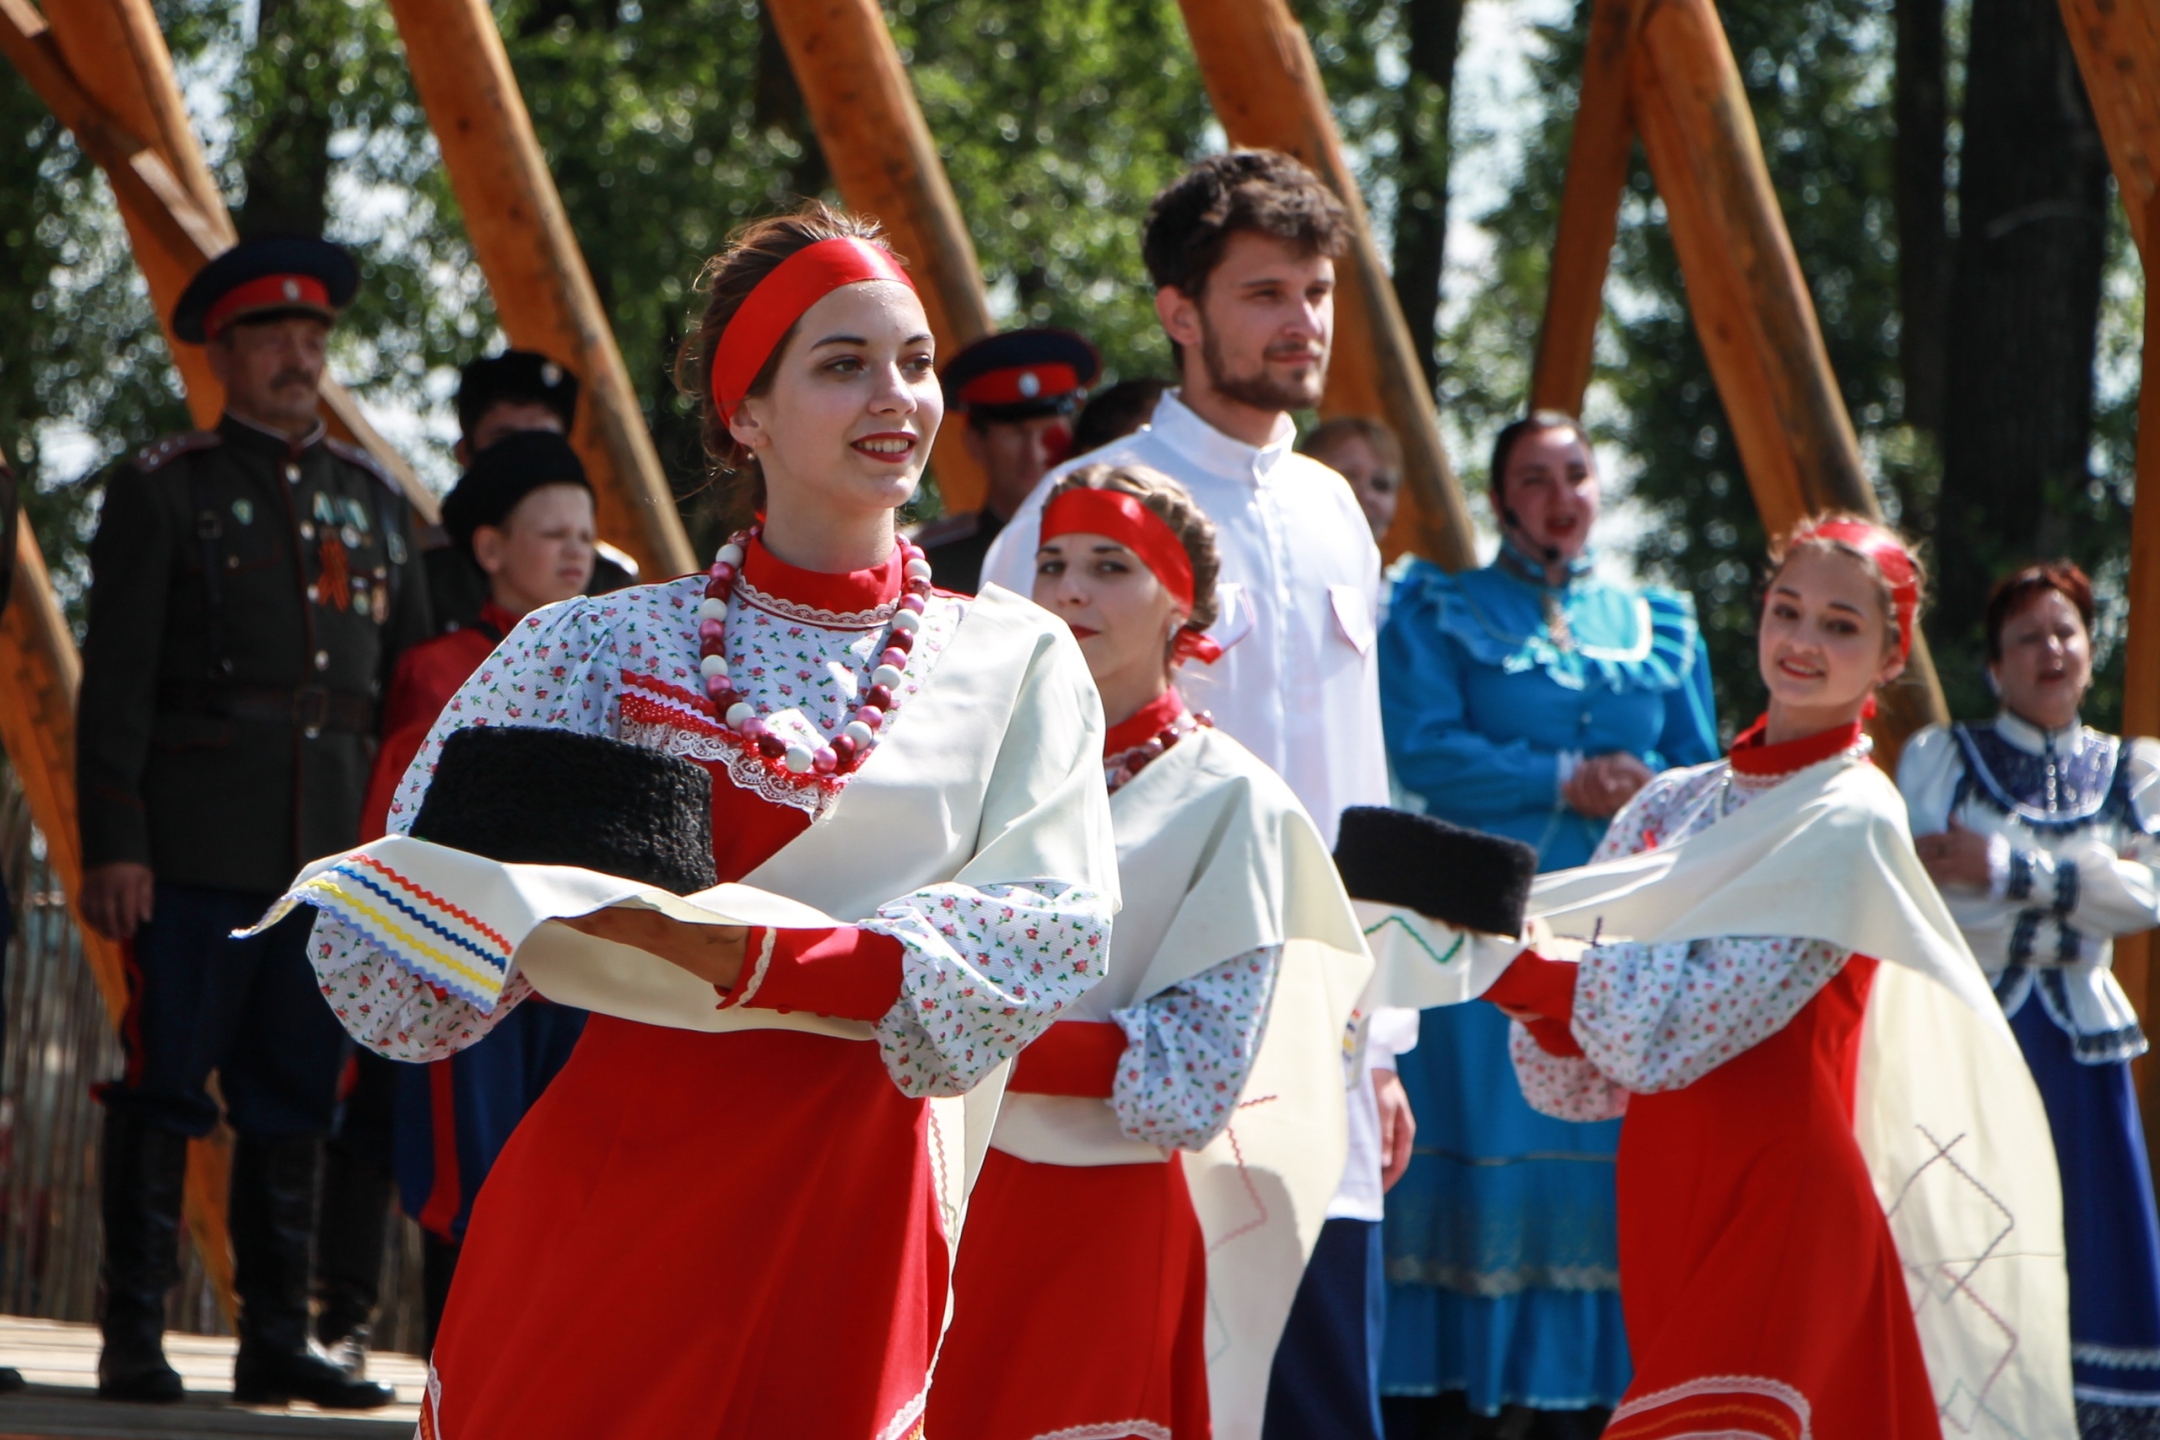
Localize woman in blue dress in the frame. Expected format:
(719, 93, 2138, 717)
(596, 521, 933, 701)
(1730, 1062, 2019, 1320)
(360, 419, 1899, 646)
(1898, 561, 2160, 1440)
(1375, 411, 1717, 1432)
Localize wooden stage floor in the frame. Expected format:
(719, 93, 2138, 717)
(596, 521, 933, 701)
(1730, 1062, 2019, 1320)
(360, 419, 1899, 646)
(0, 1318, 421, 1437)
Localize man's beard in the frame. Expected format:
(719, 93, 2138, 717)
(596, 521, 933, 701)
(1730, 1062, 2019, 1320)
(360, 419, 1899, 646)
(1199, 320, 1327, 414)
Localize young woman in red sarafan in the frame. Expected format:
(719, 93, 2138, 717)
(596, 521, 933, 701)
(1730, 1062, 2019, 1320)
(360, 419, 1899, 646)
(298, 202, 1118, 1440)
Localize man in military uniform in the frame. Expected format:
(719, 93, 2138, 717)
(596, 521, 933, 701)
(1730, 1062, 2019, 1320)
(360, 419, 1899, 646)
(75, 236, 427, 1410)
(424, 349, 636, 633)
(913, 328, 1099, 594)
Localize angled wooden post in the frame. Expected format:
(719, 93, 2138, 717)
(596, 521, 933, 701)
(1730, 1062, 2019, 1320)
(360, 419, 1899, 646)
(9, 0, 437, 522)
(1176, 0, 1479, 571)
(384, 0, 693, 579)
(0, 519, 236, 1314)
(2060, 0, 2160, 1141)
(1530, 0, 1646, 415)
(1626, 0, 1946, 762)
(765, 0, 995, 517)
(2057, 0, 2160, 265)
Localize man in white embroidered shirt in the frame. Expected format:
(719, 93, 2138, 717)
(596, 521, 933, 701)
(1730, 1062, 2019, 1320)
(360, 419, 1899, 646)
(980, 149, 1417, 1440)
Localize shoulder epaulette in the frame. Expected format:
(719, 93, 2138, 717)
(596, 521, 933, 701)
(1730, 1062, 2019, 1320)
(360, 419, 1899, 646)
(131, 431, 221, 475)
(910, 511, 983, 549)
(323, 436, 399, 490)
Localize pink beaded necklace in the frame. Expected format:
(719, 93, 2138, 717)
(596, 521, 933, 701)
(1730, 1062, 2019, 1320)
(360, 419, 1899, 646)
(695, 525, 933, 780)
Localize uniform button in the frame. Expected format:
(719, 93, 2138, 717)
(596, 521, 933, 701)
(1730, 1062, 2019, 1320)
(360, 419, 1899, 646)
(285, 463, 301, 482)
(300, 521, 316, 541)
(314, 650, 330, 671)
(306, 583, 319, 603)
(226, 555, 241, 570)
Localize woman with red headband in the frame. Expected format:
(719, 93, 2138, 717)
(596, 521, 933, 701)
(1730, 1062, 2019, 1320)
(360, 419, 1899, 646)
(929, 462, 1373, 1440)
(300, 203, 1117, 1439)
(1460, 514, 2075, 1436)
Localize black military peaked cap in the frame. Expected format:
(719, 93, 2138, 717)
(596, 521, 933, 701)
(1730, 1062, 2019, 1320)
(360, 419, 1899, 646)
(457, 350, 582, 440)
(171, 236, 359, 344)
(941, 328, 1102, 423)
(1333, 806, 1539, 939)
(410, 728, 719, 896)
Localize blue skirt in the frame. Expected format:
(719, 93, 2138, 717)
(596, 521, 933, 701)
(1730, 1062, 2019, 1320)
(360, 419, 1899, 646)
(2010, 998, 2160, 1435)
(1380, 1003, 1631, 1413)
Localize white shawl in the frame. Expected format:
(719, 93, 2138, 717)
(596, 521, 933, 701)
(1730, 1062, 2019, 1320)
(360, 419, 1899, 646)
(992, 727, 1371, 1440)
(1362, 756, 2074, 1439)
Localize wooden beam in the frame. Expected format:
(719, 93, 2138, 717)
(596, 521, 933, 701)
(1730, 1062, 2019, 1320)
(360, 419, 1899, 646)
(2057, 0, 2160, 264)
(1627, 0, 1947, 762)
(9, 0, 437, 524)
(0, 519, 236, 1315)
(384, 0, 693, 579)
(1530, 0, 1645, 415)
(2119, 186, 2160, 1153)
(1176, 0, 1478, 571)
(765, 0, 996, 518)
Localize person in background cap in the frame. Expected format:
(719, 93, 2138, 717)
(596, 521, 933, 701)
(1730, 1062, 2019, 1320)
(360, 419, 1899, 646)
(911, 327, 1100, 594)
(1302, 415, 1402, 545)
(1071, 375, 1169, 458)
(357, 429, 598, 1347)
(75, 235, 424, 1411)
(424, 349, 637, 633)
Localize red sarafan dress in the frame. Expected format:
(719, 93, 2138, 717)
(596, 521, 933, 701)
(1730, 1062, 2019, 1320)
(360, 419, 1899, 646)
(305, 541, 1115, 1440)
(1489, 720, 1941, 1440)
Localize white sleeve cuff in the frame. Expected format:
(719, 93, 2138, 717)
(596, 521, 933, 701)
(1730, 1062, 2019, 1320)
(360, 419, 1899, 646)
(1555, 749, 1584, 791)
(1364, 1006, 1421, 1070)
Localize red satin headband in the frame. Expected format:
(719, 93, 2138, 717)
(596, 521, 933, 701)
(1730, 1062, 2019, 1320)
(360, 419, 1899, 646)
(708, 237, 915, 423)
(1793, 517, 1919, 661)
(1041, 486, 1222, 664)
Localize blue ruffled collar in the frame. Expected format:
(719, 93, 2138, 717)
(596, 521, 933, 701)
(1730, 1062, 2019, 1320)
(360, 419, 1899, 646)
(1492, 536, 1597, 590)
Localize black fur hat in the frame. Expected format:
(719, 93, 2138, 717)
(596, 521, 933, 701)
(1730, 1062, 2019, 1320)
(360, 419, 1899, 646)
(1333, 806, 1538, 938)
(410, 728, 718, 895)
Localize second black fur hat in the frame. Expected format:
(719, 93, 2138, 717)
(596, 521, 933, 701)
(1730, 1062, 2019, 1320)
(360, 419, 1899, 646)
(1333, 806, 1538, 938)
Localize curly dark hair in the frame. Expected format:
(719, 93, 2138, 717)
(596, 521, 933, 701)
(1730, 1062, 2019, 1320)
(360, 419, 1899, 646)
(673, 201, 901, 529)
(1140, 150, 1352, 299)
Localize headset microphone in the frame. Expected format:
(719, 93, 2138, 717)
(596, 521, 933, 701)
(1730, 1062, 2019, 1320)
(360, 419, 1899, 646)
(1500, 503, 1562, 565)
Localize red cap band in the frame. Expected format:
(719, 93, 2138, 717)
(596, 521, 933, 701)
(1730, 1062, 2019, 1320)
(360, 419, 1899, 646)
(957, 362, 1084, 408)
(204, 273, 332, 338)
(708, 237, 915, 423)
(1793, 517, 1920, 662)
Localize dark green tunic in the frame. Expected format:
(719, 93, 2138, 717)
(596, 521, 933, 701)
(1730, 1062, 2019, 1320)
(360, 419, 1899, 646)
(77, 413, 433, 895)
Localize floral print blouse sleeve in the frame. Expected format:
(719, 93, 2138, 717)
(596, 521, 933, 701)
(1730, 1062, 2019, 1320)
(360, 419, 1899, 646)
(308, 597, 625, 1059)
(1103, 945, 1283, 1151)
(862, 879, 1115, 1099)
(1510, 758, 1850, 1108)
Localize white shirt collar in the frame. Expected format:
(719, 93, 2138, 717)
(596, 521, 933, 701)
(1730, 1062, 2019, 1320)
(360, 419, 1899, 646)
(1994, 708, 2087, 756)
(1145, 389, 1299, 486)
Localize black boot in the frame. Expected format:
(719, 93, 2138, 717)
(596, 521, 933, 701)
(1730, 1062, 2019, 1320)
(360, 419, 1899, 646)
(421, 1232, 461, 1353)
(228, 1134, 393, 1410)
(95, 1109, 188, 1403)
(312, 1055, 396, 1378)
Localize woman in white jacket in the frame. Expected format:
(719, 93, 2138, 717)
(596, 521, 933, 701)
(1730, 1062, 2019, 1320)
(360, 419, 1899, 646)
(1899, 560, 2160, 1436)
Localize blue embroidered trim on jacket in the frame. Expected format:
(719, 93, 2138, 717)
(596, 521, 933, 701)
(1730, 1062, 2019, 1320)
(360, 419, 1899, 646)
(1951, 723, 2136, 832)
(1411, 562, 1702, 697)
(2008, 849, 2037, 902)
(2035, 967, 2150, 1065)
(2056, 857, 2082, 920)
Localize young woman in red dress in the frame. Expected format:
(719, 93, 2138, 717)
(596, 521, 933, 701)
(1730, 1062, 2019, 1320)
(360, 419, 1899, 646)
(298, 204, 1118, 1440)
(1478, 515, 2072, 1438)
(929, 463, 1371, 1440)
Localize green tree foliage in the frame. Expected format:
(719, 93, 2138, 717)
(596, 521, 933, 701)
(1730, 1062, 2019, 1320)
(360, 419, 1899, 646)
(0, 0, 2136, 733)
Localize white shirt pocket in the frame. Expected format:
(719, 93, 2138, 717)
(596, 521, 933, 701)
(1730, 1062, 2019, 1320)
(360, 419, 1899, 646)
(1329, 582, 1376, 656)
(1205, 581, 1255, 656)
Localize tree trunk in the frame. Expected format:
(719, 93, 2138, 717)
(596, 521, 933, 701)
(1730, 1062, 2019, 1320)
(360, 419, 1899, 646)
(1391, 0, 1464, 393)
(1937, 0, 2110, 692)
(1893, 0, 1948, 437)
(236, 0, 334, 240)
